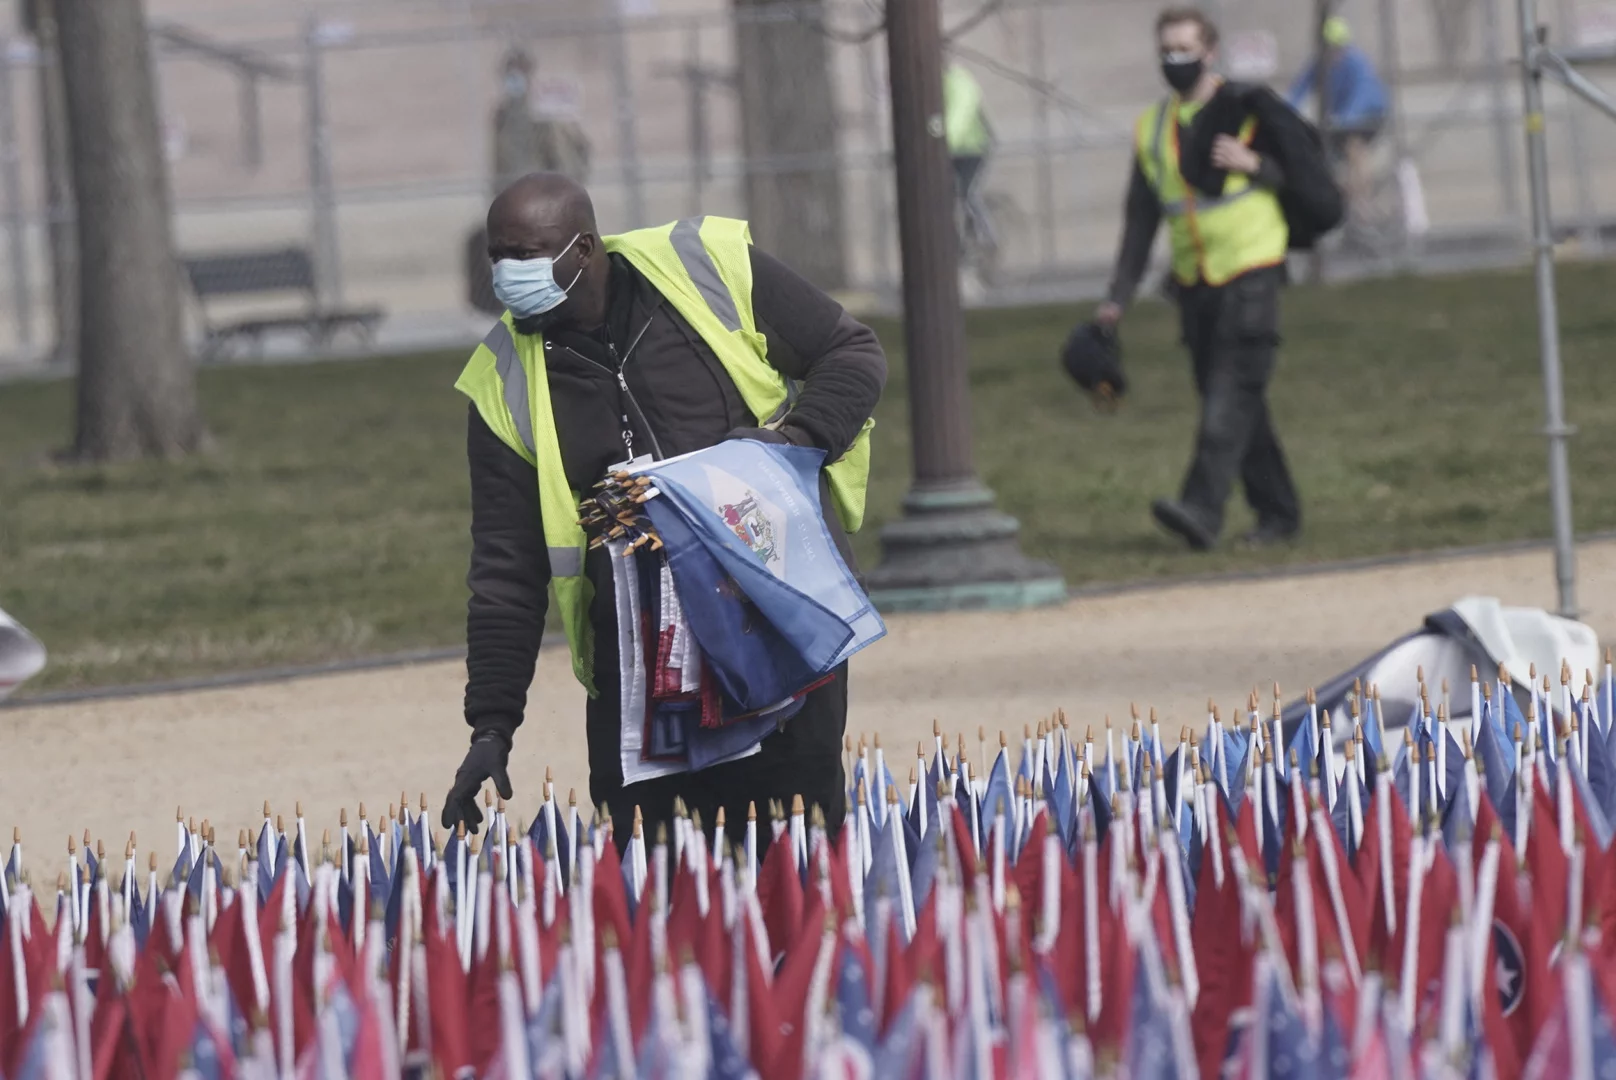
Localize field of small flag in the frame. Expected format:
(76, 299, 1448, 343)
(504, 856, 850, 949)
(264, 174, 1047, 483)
(8, 662, 1616, 1079)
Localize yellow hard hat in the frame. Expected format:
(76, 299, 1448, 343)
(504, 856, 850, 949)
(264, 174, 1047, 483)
(1323, 15, 1351, 46)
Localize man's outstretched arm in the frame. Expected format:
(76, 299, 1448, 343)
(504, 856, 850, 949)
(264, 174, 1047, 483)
(446, 405, 550, 831)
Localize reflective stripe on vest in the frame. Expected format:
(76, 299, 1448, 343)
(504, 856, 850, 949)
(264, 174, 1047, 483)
(479, 320, 583, 577)
(670, 217, 742, 333)
(1146, 103, 1260, 217)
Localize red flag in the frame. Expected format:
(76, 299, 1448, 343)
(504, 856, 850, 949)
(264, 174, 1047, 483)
(465, 915, 503, 1072)
(1411, 842, 1458, 1038)
(1091, 897, 1137, 1058)
(1047, 842, 1087, 1018)
(1355, 778, 1412, 972)
(757, 832, 804, 965)
(1191, 800, 1255, 1080)
(769, 889, 837, 1080)
(592, 838, 633, 974)
(736, 892, 785, 1077)
(422, 902, 473, 1080)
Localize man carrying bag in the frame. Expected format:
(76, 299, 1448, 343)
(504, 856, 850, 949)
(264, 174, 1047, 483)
(1085, 6, 1341, 552)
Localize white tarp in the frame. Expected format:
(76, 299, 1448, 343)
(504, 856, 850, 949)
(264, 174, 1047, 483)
(0, 605, 45, 702)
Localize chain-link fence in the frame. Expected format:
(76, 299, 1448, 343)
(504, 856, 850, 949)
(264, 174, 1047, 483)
(1, 0, 1616, 374)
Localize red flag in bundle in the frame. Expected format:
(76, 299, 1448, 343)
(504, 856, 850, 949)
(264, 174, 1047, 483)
(1354, 776, 1412, 972)
(664, 844, 729, 1008)
(769, 885, 839, 1080)
(757, 828, 804, 967)
(1091, 886, 1138, 1060)
(124, 934, 202, 1080)
(465, 892, 505, 1073)
(1408, 839, 1459, 1038)
(821, 828, 859, 929)
(209, 887, 263, 1027)
(735, 890, 786, 1077)
(421, 884, 474, 1080)
(592, 837, 634, 975)
(1046, 838, 1090, 1021)
(1191, 802, 1256, 1080)
(880, 894, 942, 1037)
(0, 890, 52, 1072)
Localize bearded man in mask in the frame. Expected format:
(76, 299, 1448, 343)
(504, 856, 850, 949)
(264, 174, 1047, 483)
(1095, 6, 1301, 552)
(442, 172, 886, 850)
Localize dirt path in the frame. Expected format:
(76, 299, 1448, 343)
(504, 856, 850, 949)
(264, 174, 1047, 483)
(5, 542, 1611, 867)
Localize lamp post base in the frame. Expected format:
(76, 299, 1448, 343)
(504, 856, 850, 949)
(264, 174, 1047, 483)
(865, 482, 1067, 613)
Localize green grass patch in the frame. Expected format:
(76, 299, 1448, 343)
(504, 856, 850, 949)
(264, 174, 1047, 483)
(5, 262, 1616, 694)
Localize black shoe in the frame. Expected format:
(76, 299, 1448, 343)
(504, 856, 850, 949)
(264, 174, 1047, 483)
(1238, 521, 1300, 549)
(1150, 498, 1217, 551)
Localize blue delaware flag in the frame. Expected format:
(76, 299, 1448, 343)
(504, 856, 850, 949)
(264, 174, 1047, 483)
(643, 494, 825, 715)
(641, 439, 884, 671)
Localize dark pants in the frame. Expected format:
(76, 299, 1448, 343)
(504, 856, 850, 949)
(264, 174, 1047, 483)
(588, 665, 849, 858)
(1176, 266, 1300, 536)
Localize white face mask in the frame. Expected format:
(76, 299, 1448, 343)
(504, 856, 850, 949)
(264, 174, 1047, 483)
(491, 234, 583, 322)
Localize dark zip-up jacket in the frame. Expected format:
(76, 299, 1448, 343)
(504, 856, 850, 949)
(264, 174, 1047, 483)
(463, 248, 886, 790)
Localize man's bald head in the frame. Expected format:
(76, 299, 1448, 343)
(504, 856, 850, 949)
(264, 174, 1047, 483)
(486, 172, 597, 260)
(485, 172, 610, 331)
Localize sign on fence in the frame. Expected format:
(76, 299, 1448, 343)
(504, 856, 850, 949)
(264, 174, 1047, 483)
(1224, 30, 1279, 80)
(1575, 3, 1616, 47)
(533, 76, 585, 121)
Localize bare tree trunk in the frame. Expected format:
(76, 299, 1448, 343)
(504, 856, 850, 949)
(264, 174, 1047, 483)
(21, 0, 79, 368)
(58, 0, 202, 461)
(732, 0, 848, 291)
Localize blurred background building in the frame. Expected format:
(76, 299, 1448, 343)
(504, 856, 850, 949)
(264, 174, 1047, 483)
(0, 0, 1613, 372)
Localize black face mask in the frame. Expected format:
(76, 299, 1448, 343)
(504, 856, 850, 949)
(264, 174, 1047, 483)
(1161, 56, 1205, 94)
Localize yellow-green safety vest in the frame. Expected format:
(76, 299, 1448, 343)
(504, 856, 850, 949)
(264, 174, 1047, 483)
(1135, 96, 1289, 288)
(454, 215, 875, 697)
(943, 65, 991, 157)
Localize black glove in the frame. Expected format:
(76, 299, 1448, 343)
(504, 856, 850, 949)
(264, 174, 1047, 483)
(725, 425, 811, 448)
(1058, 322, 1127, 408)
(442, 730, 513, 833)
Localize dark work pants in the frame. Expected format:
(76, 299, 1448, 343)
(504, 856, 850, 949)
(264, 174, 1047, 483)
(587, 662, 849, 858)
(1176, 266, 1300, 536)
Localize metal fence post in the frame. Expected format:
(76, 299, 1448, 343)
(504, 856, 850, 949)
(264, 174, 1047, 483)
(861, 36, 892, 292)
(304, 18, 342, 310)
(1028, 0, 1055, 269)
(0, 46, 33, 355)
(1517, 0, 1579, 618)
(1375, 0, 1417, 268)
(1483, 0, 1525, 222)
(608, 3, 646, 228)
(1555, 0, 1601, 252)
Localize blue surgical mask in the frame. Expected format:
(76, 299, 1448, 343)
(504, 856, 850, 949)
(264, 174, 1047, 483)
(491, 234, 583, 321)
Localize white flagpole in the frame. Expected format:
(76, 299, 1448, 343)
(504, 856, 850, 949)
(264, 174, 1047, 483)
(1399, 833, 1427, 1032)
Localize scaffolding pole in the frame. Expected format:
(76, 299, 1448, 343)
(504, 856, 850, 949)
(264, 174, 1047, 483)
(1512, 0, 1616, 617)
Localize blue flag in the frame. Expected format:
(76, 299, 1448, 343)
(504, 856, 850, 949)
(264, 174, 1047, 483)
(642, 440, 884, 672)
(643, 495, 825, 714)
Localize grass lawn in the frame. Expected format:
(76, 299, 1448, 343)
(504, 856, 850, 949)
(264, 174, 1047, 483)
(5, 261, 1616, 694)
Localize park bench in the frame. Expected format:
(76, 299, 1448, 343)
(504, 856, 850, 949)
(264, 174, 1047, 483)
(181, 247, 384, 361)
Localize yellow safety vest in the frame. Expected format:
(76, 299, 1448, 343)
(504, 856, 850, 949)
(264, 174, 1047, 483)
(454, 215, 875, 697)
(1135, 96, 1289, 287)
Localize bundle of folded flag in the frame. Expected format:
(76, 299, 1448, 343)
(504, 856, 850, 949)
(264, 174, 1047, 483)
(10, 661, 1616, 1078)
(579, 439, 885, 786)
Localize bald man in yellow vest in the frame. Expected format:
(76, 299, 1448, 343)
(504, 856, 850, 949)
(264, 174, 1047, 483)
(1097, 6, 1300, 552)
(443, 173, 886, 849)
